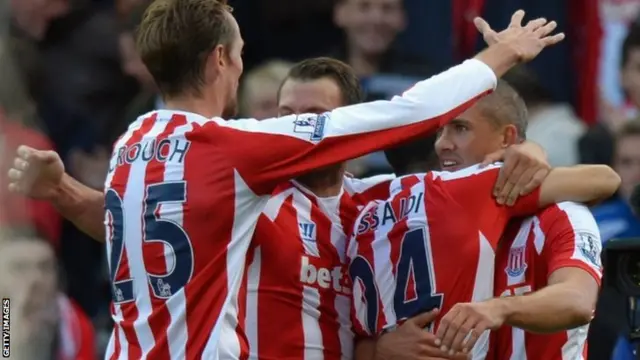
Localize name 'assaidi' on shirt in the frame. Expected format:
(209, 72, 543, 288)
(357, 191, 424, 234)
(110, 138, 191, 171)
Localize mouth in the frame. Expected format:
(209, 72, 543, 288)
(440, 159, 462, 171)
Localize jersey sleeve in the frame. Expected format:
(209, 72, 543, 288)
(537, 202, 603, 284)
(343, 174, 395, 207)
(213, 59, 496, 194)
(432, 163, 542, 241)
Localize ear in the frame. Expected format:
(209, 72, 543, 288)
(215, 44, 227, 68)
(334, 1, 348, 28)
(501, 124, 519, 147)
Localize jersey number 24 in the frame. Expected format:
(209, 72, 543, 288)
(349, 227, 443, 334)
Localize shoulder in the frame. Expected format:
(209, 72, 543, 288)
(537, 202, 598, 234)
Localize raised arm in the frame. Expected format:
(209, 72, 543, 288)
(217, 17, 563, 193)
(537, 165, 621, 206)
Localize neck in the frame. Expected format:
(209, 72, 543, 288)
(163, 86, 226, 118)
(348, 46, 382, 77)
(295, 165, 345, 197)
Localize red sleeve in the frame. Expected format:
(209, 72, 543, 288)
(435, 163, 541, 242)
(211, 59, 496, 194)
(343, 174, 395, 206)
(537, 202, 603, 285)
(71, 301, 96, 360)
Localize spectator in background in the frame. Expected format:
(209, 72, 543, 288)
(0, 229, 96, 360)
(591, 119, 640, 242)
(503, 65, 585, 167)
(239, 60, 293, 119)
(581, 23, 640, 166)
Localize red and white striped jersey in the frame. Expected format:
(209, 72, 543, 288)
(347, 164, 542, 358)
(240, 175, 394, 360)
(103, 58, 495, 360)
(488, 202, 603, 360)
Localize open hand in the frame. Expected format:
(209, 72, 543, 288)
(7, 145, 65, 200)
(475, 10, 565, 62)
(435, 300, 507, 355)
(482, 141, 550, 206)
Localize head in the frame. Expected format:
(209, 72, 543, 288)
(334, 0, 406, 57)
(136, 0, 244, 117)
(240, 60, 293, 119)
(278, 57, 363, 180)
(621, 24, 640, 108)
(0, 229, 58, 310)
(119, 3, 155, 90)
(10, 0, 70, 40)
(614, 119, 640, 201)
(432, 80, 528, 172)
(502, 65, 553, 111)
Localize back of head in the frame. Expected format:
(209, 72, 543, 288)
(502, 65, 552, 109)
(280, 57, 364, 106)
(136, 0, 234, 97)
(240, 60, 293, 117)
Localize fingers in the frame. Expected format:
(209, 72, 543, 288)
(504, 166, 537, 206)
(435, 307, 462, 351)
(496, 160, 526, 205)
(493, 155, 518, 198)
(534, 20, 556, 37)
(524, 17, 547, 31)
(410, 308, 440, 328)
(461, 322, 490, 352)
(448, 317, 478, 354)
(474, 17, 499, 45)
(543, 32, 565, 46)
(480, 149, 505, 167)
(521, 167, 549, 195)
(509, 9, 525, 28)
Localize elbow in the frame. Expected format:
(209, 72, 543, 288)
(570, 305, 594, 328)
(599, 165, 622, 199)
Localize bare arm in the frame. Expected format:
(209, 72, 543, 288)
(500, 267, 598, 332)
(538, 165, 621, 206)
(53, 173, 105, 242)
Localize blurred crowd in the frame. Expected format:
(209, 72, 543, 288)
(0, 0, 639, 359)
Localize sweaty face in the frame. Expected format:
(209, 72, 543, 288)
(222, 12, 244, 118)
(621, 49, 640, 109)
(336, 0, 405, 56)
(435, 105, 509, 171)
(278, 78, 344, 116)
(614, 135, 640, 201)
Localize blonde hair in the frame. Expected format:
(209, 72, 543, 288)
(240, 60, 293, 116)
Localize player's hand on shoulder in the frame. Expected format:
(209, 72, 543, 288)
(375, 309, 469, 360)
(7, 145, 65, 200)
(474, 10, 565, 62)
(482, 141, 550, 206)
(436, 299, 507, 355)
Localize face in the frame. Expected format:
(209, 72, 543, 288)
(0, 239, 58, 313)
(335, 0, 405, 56)
(435, 104, 516, 171)
(621, 48, 640, 108)
(218, 12, 245, 118)
(119, 33, 156, 90)
(614, 135, 640, 200)
(10, 0, 68, 39)
(278, 78, 344, 116)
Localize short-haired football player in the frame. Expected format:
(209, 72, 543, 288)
(347, 80, 619, 359)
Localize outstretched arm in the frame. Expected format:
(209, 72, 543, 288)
(537, 165, 620, 206)
(53, 174, 105, 242)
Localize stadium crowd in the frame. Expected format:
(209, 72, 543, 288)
(0, 0, 639, 359)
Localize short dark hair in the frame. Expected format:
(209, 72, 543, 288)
(502, 65, 552, 109)
(384, 80, 528, 176)
(278, 57, 364, 106)
(617, 118, 640, 141)
(477, 79, 528, 140)
(622, 24, 640, 67)
(136, 0, 234, 97)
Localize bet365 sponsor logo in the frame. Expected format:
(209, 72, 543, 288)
(2, 298, 9, 358)
(300, 256, 350, 294)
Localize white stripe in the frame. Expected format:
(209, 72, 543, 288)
(509, 326, 527, 360)
(561, 325, 589, 360)
(557, 202, 603, 278)
(161, 122, 193, 360)
(294, 191, 320, 257)
(125, 120, 170, 357)
(246, 246, 262, 359)
(372, 204, 396, 327)
(507, 219, 534, 287)
(431, 163, 503, 182)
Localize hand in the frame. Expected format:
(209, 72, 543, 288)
(376, 309, 470, 360)
(482, 142, 550, 206)
(475, 10, 565, 62)
(436, 300, 508, 354)
(7, 145, 65, 200)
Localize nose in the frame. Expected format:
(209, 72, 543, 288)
(435, 129, 455, 153)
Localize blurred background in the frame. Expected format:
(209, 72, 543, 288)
(0, 0, 639, 359)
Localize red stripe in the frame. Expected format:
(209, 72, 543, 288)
(109, 114, 158, 359)
(144, 114, 187, 359)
